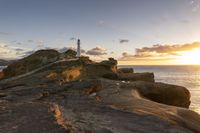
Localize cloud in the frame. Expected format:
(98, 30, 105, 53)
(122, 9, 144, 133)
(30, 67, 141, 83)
(119, 42, 200, 61)
(22, 50, 35, 57)
(180, 19, 190, 24)
(17, 42, 22, 45)
(120, 52, 151, 61)
(135, 42, 200, 54)
(190, 0, 200, 12)
(37, 40, 44, 44)
(110, 51, 115, 54)
(119, 39, 129, 44)
(119, 52, 177, 63)
(86, 47, 107, 56)
(15, 48, 24, 52)
(69, 37, 77, 41)
(0, 43, 32, 60)
(37, 44, 45, 48)
(0, 32, 14, 36)
(28, 40, 34, 43)
(27, 39, 45, 44)
(97, 20, 106, 27)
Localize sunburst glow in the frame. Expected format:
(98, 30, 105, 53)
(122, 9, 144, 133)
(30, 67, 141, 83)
(177, 48, 200, 65)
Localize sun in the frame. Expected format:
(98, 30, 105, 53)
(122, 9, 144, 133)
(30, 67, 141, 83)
(177, 48, 200, 65)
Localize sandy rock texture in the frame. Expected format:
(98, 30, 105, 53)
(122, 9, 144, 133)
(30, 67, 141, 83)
(0, 49, 199, 133)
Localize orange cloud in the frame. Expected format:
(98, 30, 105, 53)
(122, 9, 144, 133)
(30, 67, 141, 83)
(119, 42, 200, 65)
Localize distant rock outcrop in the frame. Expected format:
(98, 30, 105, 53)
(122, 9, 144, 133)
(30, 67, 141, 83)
(0, 59, 14, 66)
(44, 57, 117, 82)
(118, 72, 155, 82)
(63, 49, 77, 59)
(2, 49, 60, 79)
(0, 49, 118, 82)
(130, 81, 190, 108)
(118, 68, 134, 73)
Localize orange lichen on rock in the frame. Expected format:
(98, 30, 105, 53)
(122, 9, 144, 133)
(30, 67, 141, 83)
(0, 71, 4, 79)
(46, 72, 58, 80)
(95, 96, 102, 102)
(50, 104, 66, 129)
(61, 67, 81, 82)
(83, 84, 102, 95)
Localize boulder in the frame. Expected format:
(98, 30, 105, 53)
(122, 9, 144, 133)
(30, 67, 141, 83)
(100, 58, 118, 73)
(134, 81, 191, 108)
(118, 72, 155, 82)
(118, 68, 134, 73)
(102, 73, 119, 80)
(96, 79, 190, 108)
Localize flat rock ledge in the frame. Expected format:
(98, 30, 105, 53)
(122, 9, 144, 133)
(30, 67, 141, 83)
(0, 77, 199, 133)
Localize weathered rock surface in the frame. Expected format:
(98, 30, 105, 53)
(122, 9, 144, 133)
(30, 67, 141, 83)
(118, 72, 155, 82)
(0, 50, 117, 82)
(0, 76, 199, 133)
(0, 49, 199, 133)
(103, 72, 155, 82)
(133, 81, 191, 108)
(2, 49, 61, 79)
(0, 59, 15, 66)
(117, 68, 134, 73)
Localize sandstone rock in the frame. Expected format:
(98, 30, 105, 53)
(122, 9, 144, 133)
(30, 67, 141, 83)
(134, 81, 191, 108)
(118, 72, 155, 82)
(100, 58, 118, 73)
(61, 67, 82, 82)
(42, 59, 117, 82)
(109, 80, 190, 108)
(46, 72, 59, 80)
(2, 49, 61, 79)
(0, 52, 199, 133)
(102, 73, 119, 80)
(118, 68, 134, 73)
(0, 70, 199, 133)
(0, 72, 4, 80)
(79, 56, 91, 64)
(0, 50, 118, 82)
(81, 59, 117, 79)
(63, 49, 77, 59)
(89, 79, 200, 133)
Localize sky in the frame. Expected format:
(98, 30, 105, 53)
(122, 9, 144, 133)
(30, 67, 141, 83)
(0, 0, 200, 65)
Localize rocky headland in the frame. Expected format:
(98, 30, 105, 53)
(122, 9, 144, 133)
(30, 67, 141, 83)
(0, 49, 200, 133)
(0, 59, 15, 66)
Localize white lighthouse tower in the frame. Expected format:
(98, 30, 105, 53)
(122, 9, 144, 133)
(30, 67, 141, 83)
(76, 39, 81, 58)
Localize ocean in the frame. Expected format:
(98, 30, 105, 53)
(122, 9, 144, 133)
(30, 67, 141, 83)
(119, 65, 200, 114)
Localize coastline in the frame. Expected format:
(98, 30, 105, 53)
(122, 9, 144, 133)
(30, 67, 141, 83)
(119, 65, 200, 114)
(0, 50, 200, 132)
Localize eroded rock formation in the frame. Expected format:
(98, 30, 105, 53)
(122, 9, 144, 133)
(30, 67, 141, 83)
(0, 49, 199, 133)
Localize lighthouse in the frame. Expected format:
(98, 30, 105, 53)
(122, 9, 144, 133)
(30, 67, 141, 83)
(76, 39, 81, 58)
